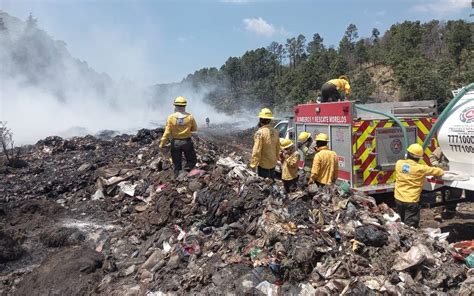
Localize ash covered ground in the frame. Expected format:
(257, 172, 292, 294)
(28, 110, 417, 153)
(1, 127, 473, 296)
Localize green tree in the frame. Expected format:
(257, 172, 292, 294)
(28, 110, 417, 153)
(221, 57, 241, 91)
(307, 33, 325, 56)
(445, 20, 472, 75)
(384, 21, 423, 65)
(351, 70, 375, 103)
(395, 57, 448, 103)
(345, 24, 359, 44)
(329, 54, 348, 78)
(295, 34, 307, 66)
(285, 37, 297, 68)
(354, 39, 369, 67)
(371, 28, 380, 43)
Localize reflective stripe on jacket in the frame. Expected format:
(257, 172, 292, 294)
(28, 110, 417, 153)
(394, 159, 444, 203)
(310, 146, 338, 185)
(250, 125, 280, 169)
(160, 112, 198, 147)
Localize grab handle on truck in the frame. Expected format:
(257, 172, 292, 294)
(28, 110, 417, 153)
(354, 104, 409, 156)
(422, 83, 474, 151)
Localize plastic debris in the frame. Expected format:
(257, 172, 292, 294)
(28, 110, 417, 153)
(354, 225, 388, 247)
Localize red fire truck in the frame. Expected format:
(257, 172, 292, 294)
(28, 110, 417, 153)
(274, 100, 438, 195)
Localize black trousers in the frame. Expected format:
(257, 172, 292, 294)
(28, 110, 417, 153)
(395, 200, 420, 228)
(171, 138, 197, 176)
(257, 166, 275, 179)
(321, 82, 341, 103)
(283, 178, 298, 193)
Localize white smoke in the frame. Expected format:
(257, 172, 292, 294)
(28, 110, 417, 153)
(0, 10, 241, 145)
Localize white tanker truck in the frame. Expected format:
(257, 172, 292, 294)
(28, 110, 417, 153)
(423, 83, 474, 203)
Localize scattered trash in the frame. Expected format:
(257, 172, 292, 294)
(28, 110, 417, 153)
(118, 181, 137, 197)
(393, 244, 435, 271)
(1, 127, 471, 295)
(466, 253, 474, 268)
(354, 225, 388, 247)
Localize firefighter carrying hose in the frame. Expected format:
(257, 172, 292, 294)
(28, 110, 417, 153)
(321, 75, 351, 103)
(308, 133, 339, 186)
(159, 96, 198, 177)
(394, 143, 444, 228)
(250, 108, 280, 179)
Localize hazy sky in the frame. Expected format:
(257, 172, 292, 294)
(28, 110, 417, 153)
(1, 0, 471, 85)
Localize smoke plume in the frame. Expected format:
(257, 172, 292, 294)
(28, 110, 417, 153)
(0, 11, 238, 145)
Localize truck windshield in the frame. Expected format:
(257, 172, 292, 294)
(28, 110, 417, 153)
(274, 122, 288, 138)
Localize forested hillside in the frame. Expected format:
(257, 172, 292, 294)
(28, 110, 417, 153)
(182, 20, 473, 113)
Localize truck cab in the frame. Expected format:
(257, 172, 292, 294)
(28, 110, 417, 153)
(273, 117, 295, 140)
(423, 87, 474, 200)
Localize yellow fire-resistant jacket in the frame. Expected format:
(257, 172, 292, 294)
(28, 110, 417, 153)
(250, 125, 280, 170)
(310, 146, 339, 185)
(394, 159, 444, 203)
(282, 151, 300, 181)
(328, 78, 351, 96)
(159, 112, 198, 147)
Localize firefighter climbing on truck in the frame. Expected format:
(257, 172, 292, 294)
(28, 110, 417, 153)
(321, 75, 351, 102)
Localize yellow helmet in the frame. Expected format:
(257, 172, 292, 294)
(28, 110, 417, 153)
(339, 75, 350, 82)
(407, 143, 423, 158)
(298, 131, 311, 143)
(258, 108, 273, 119)
(315, 133, 329, 142)
(280, 138, 294, 149)
(174, 96, 187, 106)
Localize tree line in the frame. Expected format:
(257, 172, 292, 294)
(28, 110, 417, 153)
(182, 20, 472, 114)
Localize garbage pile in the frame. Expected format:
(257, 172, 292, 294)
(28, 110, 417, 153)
(1, 128, 473, 295)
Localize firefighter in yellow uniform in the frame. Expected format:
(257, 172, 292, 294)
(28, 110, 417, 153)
(394, 143, 444, 228)
(321, 75, 351, 102)
(250, 108, 280, 179)
(159, 96, 198, 177)
(280, 138, 300, 193)
(309, 133, 339, 186)
(297, 131, 317, 173)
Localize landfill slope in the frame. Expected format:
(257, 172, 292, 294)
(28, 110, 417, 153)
(1, 128, 473, 295)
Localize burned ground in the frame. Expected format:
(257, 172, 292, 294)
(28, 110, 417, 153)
(1, 128, 473, 295)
